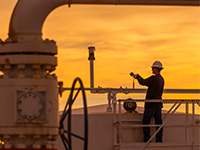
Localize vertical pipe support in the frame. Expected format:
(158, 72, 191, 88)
(107, 92, 112, 112)
(118, 100, 122, 145)
(90, 61, 94, 88)
(88, 46, 95, 88)
(113, 100, 117, 146)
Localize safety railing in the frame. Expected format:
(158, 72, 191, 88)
(113, 99, 200, 150)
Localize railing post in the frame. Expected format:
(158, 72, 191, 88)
(192, 102, 195, 150)
(185, 102, 189, 142)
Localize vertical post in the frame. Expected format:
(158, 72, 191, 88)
(185, 102, 188, 142)
(113, 100, 117, 146)
(107, 93, 112, 112)
(119, 100, 122, 146)
(192, 102, 195, 150)
(90, 61, 94, 87)
(88, 46, 95, 88)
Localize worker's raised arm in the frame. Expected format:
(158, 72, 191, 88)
(136, 75, 155, 86)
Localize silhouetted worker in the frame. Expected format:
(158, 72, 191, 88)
(130, 61, 164, 142)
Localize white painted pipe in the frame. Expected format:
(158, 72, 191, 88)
(9, 0, 199, 43)
(9, 0, 71, 43)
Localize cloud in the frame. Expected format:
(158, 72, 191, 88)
(137, 38, 175, 49)
(1, 3, 199, 109)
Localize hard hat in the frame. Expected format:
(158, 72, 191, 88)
(151, 61, 164, 69)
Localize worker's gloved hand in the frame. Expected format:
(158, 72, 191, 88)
(130, 72, 134, 77)
(130, 72, 138, 79)
(133, 74, 139, 79)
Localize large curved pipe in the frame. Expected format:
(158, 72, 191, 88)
(9, 0, 68, 42)
(9, 0, 199, 43)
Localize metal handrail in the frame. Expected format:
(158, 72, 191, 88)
(62, 87, 200, 94)
(116, 99, 200, 103)
(113, 99, 200, 150)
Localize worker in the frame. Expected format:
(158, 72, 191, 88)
(130, 61, 164, 142)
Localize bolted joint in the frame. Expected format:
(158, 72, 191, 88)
(17, 64, 25, 70)
(32, 64, 40, 70)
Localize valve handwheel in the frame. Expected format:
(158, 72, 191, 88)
(59, 77, 88, 150)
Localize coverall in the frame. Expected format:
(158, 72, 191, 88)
(136, 74, 164, 142)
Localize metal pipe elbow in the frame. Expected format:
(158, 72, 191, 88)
(8, 0, 68, 43)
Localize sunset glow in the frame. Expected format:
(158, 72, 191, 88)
(0, 1, 199, 112)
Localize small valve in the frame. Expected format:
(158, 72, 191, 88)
(58, 81, 64, 97)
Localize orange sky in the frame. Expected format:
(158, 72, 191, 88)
(0, 1, 199, 112)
